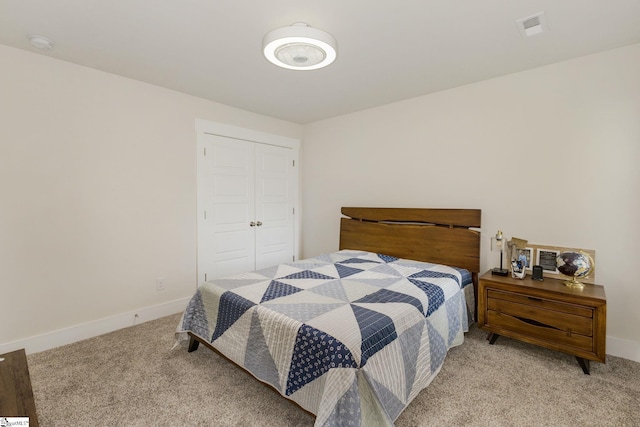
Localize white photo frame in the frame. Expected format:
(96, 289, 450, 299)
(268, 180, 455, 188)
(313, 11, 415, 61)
(536, 248, 560, 274)
(513, 247, 534, 271)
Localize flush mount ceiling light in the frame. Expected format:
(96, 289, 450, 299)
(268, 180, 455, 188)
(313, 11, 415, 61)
(29, 34, 54, 50)
(263, 23, 337, 71)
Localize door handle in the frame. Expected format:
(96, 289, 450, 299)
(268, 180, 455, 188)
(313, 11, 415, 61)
(256, 221, 263, 227)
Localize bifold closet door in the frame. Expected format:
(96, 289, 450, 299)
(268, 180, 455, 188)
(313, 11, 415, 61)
(197, 133, 294, 283)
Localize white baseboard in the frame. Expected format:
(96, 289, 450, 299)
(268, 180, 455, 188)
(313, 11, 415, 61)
(607, 335, 640, 363)
(0, 297, 191, 355)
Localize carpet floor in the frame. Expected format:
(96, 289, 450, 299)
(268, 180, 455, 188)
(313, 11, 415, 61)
(27, 313, 640, 426)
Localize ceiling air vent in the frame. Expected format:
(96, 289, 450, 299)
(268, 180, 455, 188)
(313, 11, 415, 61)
(516, 12, 548, 38)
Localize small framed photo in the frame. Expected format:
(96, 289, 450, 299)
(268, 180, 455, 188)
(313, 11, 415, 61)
(536, 248, 560, 274)
(513, 247, 534, 271)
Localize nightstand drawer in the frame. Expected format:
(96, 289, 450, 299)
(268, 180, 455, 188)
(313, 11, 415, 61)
(487, 311, 593, 352)
(487, 297, 593, 336)
(487, 289, 593, 318)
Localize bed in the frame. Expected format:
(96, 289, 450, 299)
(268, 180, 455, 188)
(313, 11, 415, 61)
(176, 207, 481, 426)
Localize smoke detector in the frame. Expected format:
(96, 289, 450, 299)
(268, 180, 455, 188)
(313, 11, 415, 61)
(516, 12, 548, 38)
(29, 35, 54, 50)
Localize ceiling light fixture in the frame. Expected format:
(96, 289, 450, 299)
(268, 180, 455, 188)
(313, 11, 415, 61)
(263, 23, 337, 71)
(29, 35, 54, 50)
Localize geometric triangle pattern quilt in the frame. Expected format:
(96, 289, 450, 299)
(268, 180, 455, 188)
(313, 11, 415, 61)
(177, 250, 473, 426)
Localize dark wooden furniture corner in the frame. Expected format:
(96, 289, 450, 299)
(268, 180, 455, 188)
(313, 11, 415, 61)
(477, 271, 606, 374)
(0, 349, 39, 426)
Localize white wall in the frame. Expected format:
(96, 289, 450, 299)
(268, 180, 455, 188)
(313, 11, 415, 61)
(0, 44, 303, 348)
(301, 43, 640, 358)
(2, 40, 638, 361)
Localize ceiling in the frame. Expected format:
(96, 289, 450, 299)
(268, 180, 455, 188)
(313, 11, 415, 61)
(1, 1, 639, 124)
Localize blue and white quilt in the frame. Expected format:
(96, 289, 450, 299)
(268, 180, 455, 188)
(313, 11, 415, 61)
(176, 250, 473, 426)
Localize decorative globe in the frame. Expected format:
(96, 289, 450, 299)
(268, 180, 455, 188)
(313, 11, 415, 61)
(556, 251, 594, 288)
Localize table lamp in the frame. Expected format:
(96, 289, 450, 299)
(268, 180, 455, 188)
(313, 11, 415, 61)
(491, 230, 509, 276)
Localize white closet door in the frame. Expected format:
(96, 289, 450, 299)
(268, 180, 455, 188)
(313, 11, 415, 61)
(197, 130, 296, 284)
(198, 134, 255, 281)
(254, 143, 294, 270)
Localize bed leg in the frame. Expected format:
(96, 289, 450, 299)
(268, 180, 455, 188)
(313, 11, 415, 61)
(188, 336, 200, 352)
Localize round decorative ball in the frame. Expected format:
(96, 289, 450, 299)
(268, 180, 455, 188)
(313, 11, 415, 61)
(556, 251, 594, 288)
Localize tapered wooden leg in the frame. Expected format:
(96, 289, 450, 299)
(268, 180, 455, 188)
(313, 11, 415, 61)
(488, 333, 500, 345)
(188, 336, 200, 352)
(576, 357, 590, 375)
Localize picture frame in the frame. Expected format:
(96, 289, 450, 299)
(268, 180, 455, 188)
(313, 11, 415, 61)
(536, 248, 560, 274)
(513, 247, 534, 271)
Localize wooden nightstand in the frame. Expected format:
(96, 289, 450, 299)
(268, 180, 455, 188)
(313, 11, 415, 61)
(478, 271, 606, 374)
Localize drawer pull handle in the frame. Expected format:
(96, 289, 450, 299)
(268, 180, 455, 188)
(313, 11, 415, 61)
(527, 297, 543, 302)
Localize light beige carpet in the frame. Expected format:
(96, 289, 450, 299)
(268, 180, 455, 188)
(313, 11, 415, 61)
(27, 313, 640, 426)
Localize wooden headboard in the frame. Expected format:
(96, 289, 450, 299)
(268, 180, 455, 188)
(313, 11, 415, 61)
(339, 207, 481, 274)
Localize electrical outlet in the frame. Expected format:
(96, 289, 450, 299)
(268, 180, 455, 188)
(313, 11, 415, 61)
(156, 277, 165, 291)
